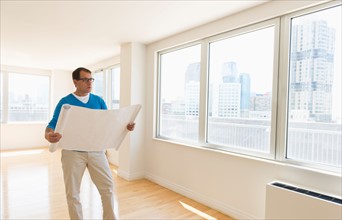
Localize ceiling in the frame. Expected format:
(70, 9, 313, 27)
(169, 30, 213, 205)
(1, 1, 267, 71)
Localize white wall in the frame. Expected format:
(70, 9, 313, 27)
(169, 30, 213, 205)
(1, 67, 74, 150)
(145, 1, 341, 219)
(1, 123, 48, 149)
(117, 43, 146, 180)
(89, 56, 120, 71)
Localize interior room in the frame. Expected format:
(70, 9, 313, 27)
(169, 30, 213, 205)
(1, 0, 341, 219)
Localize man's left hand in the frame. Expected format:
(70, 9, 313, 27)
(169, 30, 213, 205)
(127, 123, 135, 131)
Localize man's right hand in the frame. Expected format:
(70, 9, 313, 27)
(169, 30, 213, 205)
(45, 128, 62, 143)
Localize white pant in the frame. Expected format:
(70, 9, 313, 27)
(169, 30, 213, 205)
(61, 150, 116, 220)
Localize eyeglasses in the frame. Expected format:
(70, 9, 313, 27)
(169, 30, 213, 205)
(78, 78, 95, 83)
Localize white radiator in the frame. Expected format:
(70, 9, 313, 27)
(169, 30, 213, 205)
(265, 182, 342, 220)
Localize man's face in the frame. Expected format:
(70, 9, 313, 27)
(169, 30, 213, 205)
(73, 70, 93, 95)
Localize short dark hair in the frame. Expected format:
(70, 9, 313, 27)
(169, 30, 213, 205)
(72, 67, 91, 80)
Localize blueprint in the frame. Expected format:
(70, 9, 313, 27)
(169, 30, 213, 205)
(49, 104, 141, 152)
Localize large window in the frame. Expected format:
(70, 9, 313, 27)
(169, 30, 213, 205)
(286, 5, 341, 168)
(156, 2, 341, 172)
(93, 65, 120, 109)
(158, 44, 201, 143)
(1, 72, 50, 122)
(207, 23, 277, 158)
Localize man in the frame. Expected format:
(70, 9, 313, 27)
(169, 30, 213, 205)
(45, 67, 135, 219)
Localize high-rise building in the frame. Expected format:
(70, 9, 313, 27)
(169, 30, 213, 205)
(185, 62, 200, 83)
(218, 83, 241, 117)
(185, 82, 200, 116)
(222, 61, 238, 83)
(290, 20, 335, 122)
(184, 62, 200, 116)
(239, 73, 251, 114)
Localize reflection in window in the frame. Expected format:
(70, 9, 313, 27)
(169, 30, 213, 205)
(158, 44, 201, 143)
(207, 27, 275, 153)
(8, 73, 49, 122)
(287, 5, 341, 167)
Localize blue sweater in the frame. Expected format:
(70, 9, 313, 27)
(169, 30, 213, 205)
(47, 93, 107, 130)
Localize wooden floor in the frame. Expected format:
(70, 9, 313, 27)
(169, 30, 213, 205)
(0, 148, 234, 219)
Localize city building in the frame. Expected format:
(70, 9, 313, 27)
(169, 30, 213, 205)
(290, 19, 335, 122)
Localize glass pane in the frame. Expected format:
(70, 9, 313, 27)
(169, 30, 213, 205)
(159, 44, 201, 142)
(207, 26, 275, 153)
(111, 67, 120, 109)
(8, 73, 49, 122)
(287, 6, 341, 168)
(93, 71, 104, 99)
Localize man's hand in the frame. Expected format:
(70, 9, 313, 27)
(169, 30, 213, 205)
(127, 123, 135, 131)
(45, 128, 62, 143)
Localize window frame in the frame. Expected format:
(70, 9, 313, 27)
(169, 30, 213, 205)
(156, 41, 203, 143)
(276, 1, 341, 173)
(203, 18, 280, 160)
(155, 1, 341, 173)
(156, 19, 280, 159)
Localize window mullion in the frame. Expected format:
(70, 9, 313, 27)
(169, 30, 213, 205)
(198, 40, 209, 145)
(276, 15, 291, 162)
(269, 18, 281, 160)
